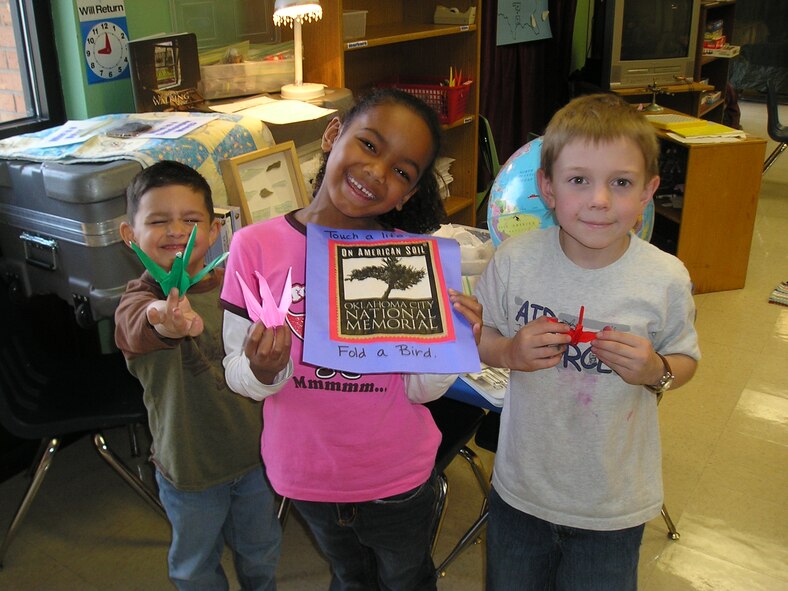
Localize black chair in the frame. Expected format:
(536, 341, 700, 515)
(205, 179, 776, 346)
(475, 115, 502, 224)
(0, 294, 164, 568)
(435, 410, 499, 577)
(763, 77, 787, 174)
(425, 396, 487, 556)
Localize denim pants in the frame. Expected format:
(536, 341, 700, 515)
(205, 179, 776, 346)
(292, 472, 439, 591)
(156, 467, 281, 591)
(486, 487, 644, 591)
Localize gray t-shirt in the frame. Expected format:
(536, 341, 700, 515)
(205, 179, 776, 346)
(475, 226, 700, 530)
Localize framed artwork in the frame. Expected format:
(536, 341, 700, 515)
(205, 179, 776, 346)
(220, 141, 308, 226)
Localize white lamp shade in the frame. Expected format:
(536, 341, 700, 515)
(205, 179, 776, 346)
(273, 0, 322, 26)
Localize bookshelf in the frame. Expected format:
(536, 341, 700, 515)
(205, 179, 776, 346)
(302, 1, 482, 226)
(695, 0, 737, 122)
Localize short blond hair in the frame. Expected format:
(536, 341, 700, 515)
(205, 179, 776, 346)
(540, 93, 660, 180)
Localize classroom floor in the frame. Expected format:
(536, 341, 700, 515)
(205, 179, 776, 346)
(0, 100, 786, 590)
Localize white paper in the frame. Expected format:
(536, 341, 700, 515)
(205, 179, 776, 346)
(209, 95, 278, 114)
(460, 364, 508, 407)
(665, 131, 745, 144)
(36, 120, 113, 147)
(136, 115, 220, 139)
(235, 100, 336, 124)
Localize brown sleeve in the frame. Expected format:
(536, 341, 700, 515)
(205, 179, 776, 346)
(114, 276, 179, 359)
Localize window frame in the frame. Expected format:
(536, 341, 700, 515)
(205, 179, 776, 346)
(0, 0, 65, 139)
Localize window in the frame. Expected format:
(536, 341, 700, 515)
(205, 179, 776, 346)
(0, 0, 65, 139)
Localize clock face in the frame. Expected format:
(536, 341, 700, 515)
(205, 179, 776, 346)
(84, 21, 129, 80)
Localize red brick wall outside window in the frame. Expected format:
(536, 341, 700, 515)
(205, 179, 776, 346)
(0, 0, 28, 123)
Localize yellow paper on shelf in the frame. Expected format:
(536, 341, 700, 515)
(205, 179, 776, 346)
(671, 121, 744, 139)
(645, 113, 703, 131)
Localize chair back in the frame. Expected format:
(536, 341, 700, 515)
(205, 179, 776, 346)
(476, 115, 501, 218)
(766, 78, 786, 143)
(0, 281, 145, 440)
(427, 397, 485, 475)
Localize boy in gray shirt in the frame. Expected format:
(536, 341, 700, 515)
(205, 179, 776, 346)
(475, 93, 700, 591)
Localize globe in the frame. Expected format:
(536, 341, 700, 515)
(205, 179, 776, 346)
(487, 138, 654, 247)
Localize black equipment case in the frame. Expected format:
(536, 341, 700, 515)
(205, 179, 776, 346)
(0, 158, 144, 325)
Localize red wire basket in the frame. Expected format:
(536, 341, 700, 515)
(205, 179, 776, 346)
(378, 78, 473, 125)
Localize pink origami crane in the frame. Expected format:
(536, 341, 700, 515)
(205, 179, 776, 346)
(236, 268, 292, 327)
(547, 305, 597, 345)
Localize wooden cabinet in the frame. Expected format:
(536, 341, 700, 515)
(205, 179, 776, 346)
(695, 0, 737, 122)
(651, 131, 766, 294)
(302, 1, 481, 226)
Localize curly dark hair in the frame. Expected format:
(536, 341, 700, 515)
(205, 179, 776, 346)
(311, 88, 447, 234)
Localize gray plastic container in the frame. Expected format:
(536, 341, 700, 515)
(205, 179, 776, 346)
(0, 158, 143, 324)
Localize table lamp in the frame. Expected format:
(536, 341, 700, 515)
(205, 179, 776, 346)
(273, 0, 325, 100)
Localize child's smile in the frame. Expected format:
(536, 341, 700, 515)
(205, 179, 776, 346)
(121, 184, 219, 278)
(306, 103, 434, 228)
(346, 173, 378, 202)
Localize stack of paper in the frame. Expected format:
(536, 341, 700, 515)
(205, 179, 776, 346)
(460, 364, 508, 407)
(645, 113, 703, 131)
(435, 156, 455, 200)
(666, 120, 746, 144)
(670, 121, 743, 138)
(210, 95, 335, 124)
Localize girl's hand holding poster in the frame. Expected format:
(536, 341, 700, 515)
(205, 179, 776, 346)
(304, 224, 481, 374)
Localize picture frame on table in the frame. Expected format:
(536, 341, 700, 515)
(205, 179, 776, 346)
(219, 141, 309, 226)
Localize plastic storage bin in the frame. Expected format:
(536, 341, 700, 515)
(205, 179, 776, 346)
(343, 10, 368, 40)
(379, 78, 472, 125)
(199, 58, 295, 99)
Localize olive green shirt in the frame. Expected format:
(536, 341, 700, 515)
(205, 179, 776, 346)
(115, 269, 263, 491)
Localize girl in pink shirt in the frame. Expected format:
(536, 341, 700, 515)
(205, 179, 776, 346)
(221, 89, 482, 590)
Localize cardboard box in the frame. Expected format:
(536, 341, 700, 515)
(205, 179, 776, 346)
(702, 44, 741, 58)
(434, 6, 477, 25)
(703, 36, 727, 49)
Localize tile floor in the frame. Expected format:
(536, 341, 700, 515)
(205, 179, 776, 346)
(0, 100, 786, 590)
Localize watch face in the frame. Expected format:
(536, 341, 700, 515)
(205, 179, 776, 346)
(84, 21, 129, 80)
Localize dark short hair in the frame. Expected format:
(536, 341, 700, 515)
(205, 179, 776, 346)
(125, 160, 213, 223)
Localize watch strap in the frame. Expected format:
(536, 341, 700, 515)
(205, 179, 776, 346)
(645, 352, 674, 394)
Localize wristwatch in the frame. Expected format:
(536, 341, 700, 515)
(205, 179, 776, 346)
(645, 353, 674, 395)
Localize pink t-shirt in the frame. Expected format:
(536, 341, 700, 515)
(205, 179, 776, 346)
(221, 213, 441, 502)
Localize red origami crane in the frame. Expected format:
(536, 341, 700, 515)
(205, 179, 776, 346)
(548, 305, 597, 345)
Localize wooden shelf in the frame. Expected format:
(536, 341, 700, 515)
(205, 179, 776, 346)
(304, 1, 482, 227)
(698, 98, 724, 117)
(654, 201, 682, 225)
(443, 195, 473, 217)
(613, 82, 713, 97)
(344, 22, 477, 51)
(444, 114, 475, 130)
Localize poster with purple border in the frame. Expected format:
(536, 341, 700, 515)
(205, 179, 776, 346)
(304, 224, 481, 374)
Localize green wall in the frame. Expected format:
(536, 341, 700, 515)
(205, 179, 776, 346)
(52, 0, 175, 119)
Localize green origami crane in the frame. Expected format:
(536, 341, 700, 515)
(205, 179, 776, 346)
(130, 225, 228, 296)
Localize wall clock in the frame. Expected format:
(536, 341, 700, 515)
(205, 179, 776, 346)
(84, 21, 130, 83)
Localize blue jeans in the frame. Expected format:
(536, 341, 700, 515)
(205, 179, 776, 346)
(156, 467, 281, 591)
(292, 472, 439, 591)
(486, 487, 644, 591)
